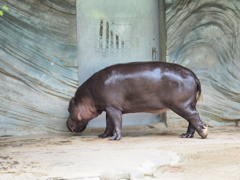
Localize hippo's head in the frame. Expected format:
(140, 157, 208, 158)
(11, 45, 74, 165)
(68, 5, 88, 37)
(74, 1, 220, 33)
(66, 97, 98, 133)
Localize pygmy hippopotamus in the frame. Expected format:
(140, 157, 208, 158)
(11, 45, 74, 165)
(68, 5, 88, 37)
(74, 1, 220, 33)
(67, 62, 208, 140)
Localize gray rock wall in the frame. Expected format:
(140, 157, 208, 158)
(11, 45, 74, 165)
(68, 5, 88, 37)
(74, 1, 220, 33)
(0, 0, 77, 135)
(166, 0, 240, 126)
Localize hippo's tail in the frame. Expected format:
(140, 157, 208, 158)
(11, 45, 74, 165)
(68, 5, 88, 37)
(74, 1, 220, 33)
(195, 77, 202, 101)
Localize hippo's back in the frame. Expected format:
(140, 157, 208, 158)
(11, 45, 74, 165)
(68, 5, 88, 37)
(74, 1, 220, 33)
(89, 62, 199, 112)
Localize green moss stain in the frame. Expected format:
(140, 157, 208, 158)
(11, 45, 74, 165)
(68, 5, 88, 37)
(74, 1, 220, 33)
(0, 5, 9, 16)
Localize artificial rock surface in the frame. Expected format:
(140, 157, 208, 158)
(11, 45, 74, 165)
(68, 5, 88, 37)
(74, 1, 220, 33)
(166, 0, 240, 126)
(0, 0, 77, 135)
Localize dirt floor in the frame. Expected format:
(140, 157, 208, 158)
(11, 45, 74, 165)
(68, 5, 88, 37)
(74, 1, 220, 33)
(0, 124, 239, 180)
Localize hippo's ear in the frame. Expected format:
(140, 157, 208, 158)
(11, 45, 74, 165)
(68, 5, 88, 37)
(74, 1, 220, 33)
(70, 97, 75, 104)
(78, 112, 82, 121)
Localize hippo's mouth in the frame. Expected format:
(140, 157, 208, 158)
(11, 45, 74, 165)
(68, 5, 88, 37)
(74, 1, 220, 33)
(72, 125, 87, 133)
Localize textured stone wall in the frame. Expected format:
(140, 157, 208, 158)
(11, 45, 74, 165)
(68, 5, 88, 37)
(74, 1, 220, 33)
(0, 0, 77, 136)
(166, 0, 240, 126)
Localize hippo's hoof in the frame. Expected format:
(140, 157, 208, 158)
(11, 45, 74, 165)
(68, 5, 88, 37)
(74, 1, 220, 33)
(98, 131, 113, 138)
(198, 125, 208, 139)
(98, 133, 108, 138)
(180, 133, 194, 138)
(109, 134, 121, 140)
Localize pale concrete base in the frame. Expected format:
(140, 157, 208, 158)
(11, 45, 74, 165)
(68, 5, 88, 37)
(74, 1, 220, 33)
(0, 125, 239, 180)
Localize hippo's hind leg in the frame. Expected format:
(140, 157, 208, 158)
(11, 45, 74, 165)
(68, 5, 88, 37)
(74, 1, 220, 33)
(171, 105, 208, 139)
(98, 114, 114, 138)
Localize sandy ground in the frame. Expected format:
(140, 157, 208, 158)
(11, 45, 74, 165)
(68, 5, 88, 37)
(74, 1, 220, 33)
(0, 124, 239, 180)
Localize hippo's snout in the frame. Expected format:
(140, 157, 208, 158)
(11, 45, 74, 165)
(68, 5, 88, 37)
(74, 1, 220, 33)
(66, 116, 87, 133)
(73, 125, 87, 133)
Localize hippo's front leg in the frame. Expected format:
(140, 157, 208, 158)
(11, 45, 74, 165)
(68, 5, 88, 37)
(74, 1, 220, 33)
(181, 123, 195, 138)
(98, 114, 114, 138)
(105, 107, 122, 140)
